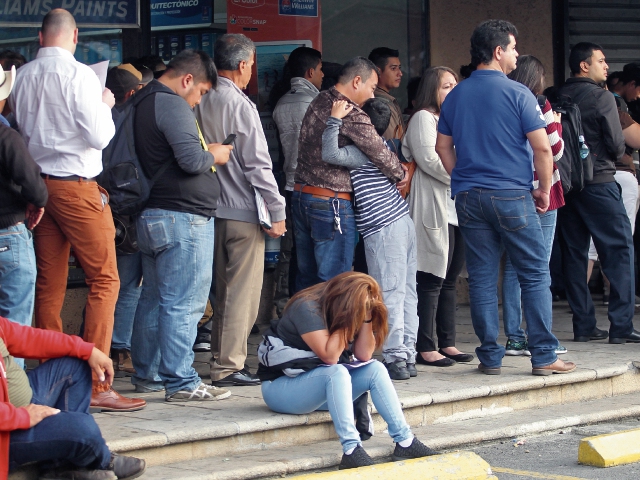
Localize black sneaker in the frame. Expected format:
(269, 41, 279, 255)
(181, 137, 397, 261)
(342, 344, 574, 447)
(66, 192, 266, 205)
(383, 360, 410, 380)
(392, 437, 440, 461)
(109, 454, 146, 480)
(193, 322, 212, 352)
(406, 362, 417, 377)
(339, 445, 374, 470)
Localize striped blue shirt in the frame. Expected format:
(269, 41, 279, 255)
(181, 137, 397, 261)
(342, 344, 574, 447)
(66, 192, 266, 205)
(351, 153, 409, 238)
(322, 117, 408, 238)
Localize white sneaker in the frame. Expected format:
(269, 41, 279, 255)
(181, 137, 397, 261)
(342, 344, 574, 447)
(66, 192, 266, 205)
(166, 382, 231, 402)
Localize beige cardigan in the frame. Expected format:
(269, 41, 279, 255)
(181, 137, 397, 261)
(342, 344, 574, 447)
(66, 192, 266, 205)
(401, 110, 451, 278)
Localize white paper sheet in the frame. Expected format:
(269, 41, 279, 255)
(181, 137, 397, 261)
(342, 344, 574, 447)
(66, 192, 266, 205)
(89, 60, 110, 90)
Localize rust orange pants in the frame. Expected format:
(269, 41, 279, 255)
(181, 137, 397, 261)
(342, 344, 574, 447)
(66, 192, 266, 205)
(34, 178, 119, 355)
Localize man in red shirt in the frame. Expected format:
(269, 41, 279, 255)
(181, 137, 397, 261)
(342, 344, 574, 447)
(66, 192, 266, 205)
(0, 316, 145, 480)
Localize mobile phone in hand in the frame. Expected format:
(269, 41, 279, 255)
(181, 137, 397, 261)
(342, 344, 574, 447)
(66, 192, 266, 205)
(222, 134, 236, 145)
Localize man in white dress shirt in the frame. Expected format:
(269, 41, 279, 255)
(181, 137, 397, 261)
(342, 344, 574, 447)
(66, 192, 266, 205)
(10, 9, 146, 412)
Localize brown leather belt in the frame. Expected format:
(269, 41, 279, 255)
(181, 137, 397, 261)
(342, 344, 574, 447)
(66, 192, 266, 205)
(294, 183, 352, 201)
(41, 174, 96, 182)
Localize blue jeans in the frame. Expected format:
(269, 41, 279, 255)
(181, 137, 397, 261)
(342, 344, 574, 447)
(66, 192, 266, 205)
(502, 209, 558, 342)
(131, 209, 214, 395)
(364, 216, 418, 363)
(456, 189, 558, 368)
(261, 361, 412, 453)
(292, 191, 356, 292)
(112, 251, 143, 351)
(0, 224, 37, 369)
(558, 182, 635, 338)
(9, 357, 111, 471)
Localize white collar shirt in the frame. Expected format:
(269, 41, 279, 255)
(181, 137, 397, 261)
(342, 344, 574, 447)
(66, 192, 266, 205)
(9, 47, 115, 178)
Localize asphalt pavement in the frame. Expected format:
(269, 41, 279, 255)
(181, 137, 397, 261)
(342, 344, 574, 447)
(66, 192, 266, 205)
(469, 418, 640, 479)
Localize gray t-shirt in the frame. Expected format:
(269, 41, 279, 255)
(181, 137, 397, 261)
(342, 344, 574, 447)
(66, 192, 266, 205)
(276, 298, 327, 352)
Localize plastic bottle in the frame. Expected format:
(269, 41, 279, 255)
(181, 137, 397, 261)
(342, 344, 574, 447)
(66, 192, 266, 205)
(578, 135, 589, 159)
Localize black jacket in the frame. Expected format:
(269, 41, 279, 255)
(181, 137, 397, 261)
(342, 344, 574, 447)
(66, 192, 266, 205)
(558, 77, 624, 184)
(0, 123, 48, 229)
(133, 80, 220, 217)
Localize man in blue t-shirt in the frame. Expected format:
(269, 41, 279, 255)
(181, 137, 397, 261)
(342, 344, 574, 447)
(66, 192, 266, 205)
(435, 19, 576, 376)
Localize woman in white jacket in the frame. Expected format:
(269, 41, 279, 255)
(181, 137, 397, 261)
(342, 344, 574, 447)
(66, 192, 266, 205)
(402, 67, 473, 367)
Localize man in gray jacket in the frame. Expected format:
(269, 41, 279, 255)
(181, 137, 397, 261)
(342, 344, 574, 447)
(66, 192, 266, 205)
(272, 47, 323, 306)
(196, 34, 286, 387)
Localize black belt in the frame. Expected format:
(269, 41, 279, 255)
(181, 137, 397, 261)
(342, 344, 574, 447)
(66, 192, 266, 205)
(41, 174, 96, 182)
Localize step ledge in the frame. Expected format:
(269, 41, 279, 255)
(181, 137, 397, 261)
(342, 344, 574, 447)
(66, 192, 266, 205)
(140, 402, 640, 480)
(105, 362, 637, 453)
(385, 362, 634, 412)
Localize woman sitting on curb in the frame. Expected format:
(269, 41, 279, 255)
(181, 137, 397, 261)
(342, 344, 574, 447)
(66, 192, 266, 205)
(256, 271, 438, 469)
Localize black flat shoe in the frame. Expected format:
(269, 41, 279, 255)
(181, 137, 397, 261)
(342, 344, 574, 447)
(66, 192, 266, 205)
(415, 354, 455, 367)
(211, 368, 261, 386)
(574, 327, 608, 342)
(609, 329, 640, 344)
(438, 349, 474, 363)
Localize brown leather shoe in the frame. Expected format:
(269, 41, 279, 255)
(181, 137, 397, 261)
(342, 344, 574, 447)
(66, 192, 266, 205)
(91, 386, 147, 412)
(478, 363, 501, 375)
(532, 358, 577, 376)
(111, 349, 136, 375)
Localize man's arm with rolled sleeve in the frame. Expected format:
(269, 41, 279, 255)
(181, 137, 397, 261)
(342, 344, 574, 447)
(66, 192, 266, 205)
(72, 69, 115, 150)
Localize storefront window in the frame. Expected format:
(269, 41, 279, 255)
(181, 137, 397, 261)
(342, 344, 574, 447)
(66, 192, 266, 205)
(322, 0, 426, 110)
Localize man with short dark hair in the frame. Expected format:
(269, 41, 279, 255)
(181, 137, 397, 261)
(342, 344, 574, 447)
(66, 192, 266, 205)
(196, 34, 286, 387)
(10, 9, 145, 411)
(368, 47, 404, 139)
(293, 56, 405, 291)
(272, 46, 323, 304)
(557, 42, 639, 344)
(436, 19, 575, 376)
(130, 49, 234, 401)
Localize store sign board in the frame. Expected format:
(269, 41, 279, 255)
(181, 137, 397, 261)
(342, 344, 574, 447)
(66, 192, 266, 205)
(278, 0, 317, 17)
(227, 0, 321, 48)
(151, 0, 212, 29)
(0, 0, 139, 27)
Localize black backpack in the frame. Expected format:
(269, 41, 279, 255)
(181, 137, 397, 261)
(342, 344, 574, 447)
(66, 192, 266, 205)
(99, 94, 173, 217)
(548, 93, 594, 194)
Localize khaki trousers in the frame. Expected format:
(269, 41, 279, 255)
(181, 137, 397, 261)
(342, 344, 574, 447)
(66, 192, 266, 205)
(210, 218, 264, 380)
(34, 179, 119, 355)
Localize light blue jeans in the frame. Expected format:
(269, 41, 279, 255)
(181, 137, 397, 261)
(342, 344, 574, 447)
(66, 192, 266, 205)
(0, 224, 37, 369)
(502, 209, 558, 342)
(261, 361, 413, 453)
(112, 251, 144, 351)
(364, 215, 418, 364)
(131, 209, 214, 395)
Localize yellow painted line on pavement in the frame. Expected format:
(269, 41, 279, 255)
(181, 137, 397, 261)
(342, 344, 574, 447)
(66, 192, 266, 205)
(492, 467, 588, 479)
(578, 427, 640, 467)
(293, 452, 495, 479)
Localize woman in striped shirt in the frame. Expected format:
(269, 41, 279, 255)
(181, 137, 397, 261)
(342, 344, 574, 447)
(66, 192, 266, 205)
(502, 55, 566, 357)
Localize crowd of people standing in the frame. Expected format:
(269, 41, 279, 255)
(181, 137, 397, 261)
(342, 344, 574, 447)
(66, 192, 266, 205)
(1, 9, 640, 477)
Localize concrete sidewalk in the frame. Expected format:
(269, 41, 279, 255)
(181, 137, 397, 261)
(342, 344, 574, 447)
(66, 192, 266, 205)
(97, 296, 640, 448)
(11, 295, 640, 480)
(108, 295, 639, 401)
